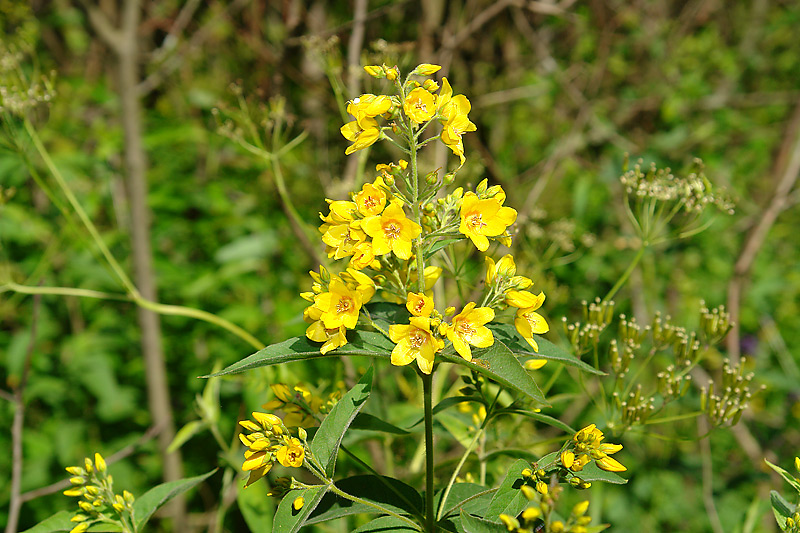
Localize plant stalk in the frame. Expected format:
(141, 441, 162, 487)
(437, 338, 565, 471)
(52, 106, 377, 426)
(422, 371, 435, 533)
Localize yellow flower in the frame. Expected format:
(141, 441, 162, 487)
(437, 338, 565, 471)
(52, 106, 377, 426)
(362, 201, 421, 260)
(349, 94, 392, 119)
(444, 302, 495, 362)
(389, 317, 444, 374)
(514, 292, 549, 352)
(572, 424, 626, 472)
(305, 321, 348, 354)
(276, 438, 305, 468)
(341, 116, 380, 155)
(459, 192, 517, 252)
(506, 290, 541, 308)
(441, 113, 476, 165)
(404, 87, 436, 124)
(355, 178, 388, 217)
(321, 224, 366, 260)
(561, 450, 575, 469)
(406, 292, 434, 317)
(313, 277, 363, 329)
(349, 241, 376, 270)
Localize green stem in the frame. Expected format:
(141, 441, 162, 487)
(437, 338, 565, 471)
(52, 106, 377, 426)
(436, 425, 485, 521)
(328, 483, 422, 531)
(422, 371, 435, 533)
(23, 119, 140, 297)
(603, 245, 646, 303)
(2, 282, 265, 350)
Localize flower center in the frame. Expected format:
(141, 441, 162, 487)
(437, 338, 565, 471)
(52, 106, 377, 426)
(468, 213, 486, 231)
(364, 196, 378, 209)
(414, 300, 426, 314)
(336, 297, 353, 314)
(457, 321, 476, 341)
(410, 332, 427, 349)
(383, 222, 401, 240)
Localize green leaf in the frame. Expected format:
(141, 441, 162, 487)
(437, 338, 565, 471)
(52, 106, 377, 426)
(426, 237, 463, 256)
(365, 302, 411, 334)
(307, 475, 423, 525)
(351, 412, 410, 435)
(484, 459, 529, 521)
(459, 510, 510, 533)
(766, 459, 800, 494)
(354, 516, 422, 532)
(168, 420, 206, 453)
(491, 324, 604, 375)
(770, 490, 795, 529)
(203, 332, 391, 378)
(311, 367, 373, 478)
(273, 485, 329, 533)
(237, 479, 275, 533)
(577, 461, 628, 484)
(435, 483, 496, 519)
(134, 469, 216, 529)
(19, 512, 122, 533)
(440, 340, 548, 407)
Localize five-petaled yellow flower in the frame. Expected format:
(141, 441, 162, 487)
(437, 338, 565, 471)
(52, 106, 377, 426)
(314, 278, 363, 329)
(355, 177, 388, 217)
(459, 192, 517, 252)
(362, 202, 421, 260)
(572, 424, 626, 472)
(443, 302, 495, 362)
(389, 317, 444, 374)
(404, 87, 436, 124)
(514, 291, 549, 352)
(276, 437, 305, 468)
(437, 79, 476, 165)
(406, 292, 434, 317)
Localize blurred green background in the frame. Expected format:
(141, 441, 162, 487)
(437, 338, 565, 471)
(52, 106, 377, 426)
(2, 0, 799, 531)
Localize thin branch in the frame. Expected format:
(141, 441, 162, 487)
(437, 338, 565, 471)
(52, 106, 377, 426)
(345, 0, 368, 100)
(727, 98, 800, 362)
(20, 425, 162, 503)
(5, 291, 42, 533)
(150, 0, 203, 63)
(82, 1, 124, 54)
(136, 0, 250, 96)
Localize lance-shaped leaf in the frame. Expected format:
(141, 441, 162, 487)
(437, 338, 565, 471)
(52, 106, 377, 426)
(273, 485, 330, 533)
(440, 340, 548, 407)
(203, 331, 392, 378)
(770, 490, 795, 529)
(765, 459, 800, 494)
(134, 469, 217, 529)
(490, 323, 604, 375)
(484, 459, 529, 521)
(351, 412, 410, 435)
(354, 516, 422, 532)
(308, 475, 423, 525)
(460, 510, 511, 533)
(311, 367, 373, 478)
(435, 483, 496, 519)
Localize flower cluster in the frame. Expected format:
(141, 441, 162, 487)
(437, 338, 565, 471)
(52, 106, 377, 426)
(560, 424, 626, 473)
(239, 412, 309, 488)
(502, 475, 597, 533)
(63, 453, 135, 533)
(263, 382, 343, 428)
(298, 63, 550, 375)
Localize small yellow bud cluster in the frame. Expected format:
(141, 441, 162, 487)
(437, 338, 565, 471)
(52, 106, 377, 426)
(501, 467, 596, 532)
(698, 301, 733, 345)
(610, 383, 657, 428)
(561, 424, 627, 477)
(700, 357, 758, 428)
(239, 412, 310, 488)
(63, 453, 134, 533)
(561, 298, 615, 356)
(787, 511, 800, 533)
(262, 382, 343, 428)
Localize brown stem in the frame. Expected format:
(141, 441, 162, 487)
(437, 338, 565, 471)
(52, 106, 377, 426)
(726, 99, 800, 363)
(5, 292, 42, 533)
(86, 0, 186, 526)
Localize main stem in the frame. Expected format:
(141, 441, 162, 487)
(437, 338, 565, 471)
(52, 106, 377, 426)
(422, 371, 435, 533)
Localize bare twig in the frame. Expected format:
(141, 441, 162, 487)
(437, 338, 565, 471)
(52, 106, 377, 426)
(19, 425, 162, 503)
(727, 99, 800, 362)
(5, 292, 42, 533)
(136, 0, 250, 96)
(149, 0, 203, 63)
(345, 0, 368, 100)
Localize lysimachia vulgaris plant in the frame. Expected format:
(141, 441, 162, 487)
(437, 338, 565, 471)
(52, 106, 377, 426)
(207, 63, 626, 533)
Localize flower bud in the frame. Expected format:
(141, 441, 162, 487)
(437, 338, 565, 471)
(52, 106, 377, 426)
(572, 500, 589, 516)
(535, 480, 548, 495)
(69, 477, 85, 486)
(423, 79, 439, 92)
(123, 490, 135, 504)
(384, 175, 395, 187)
(386, 66, 399, 81)
(414, 64, 442, 76)
(69, 523, 90, 533)
(298, 427, 308, 441)
(363, 65, 384, 78)
(521, 507, 541, 521)
(520, 484, 536, 500)
(443, 173, 455, 184)
(293, 496, 305, 510)
(476, 178, 488, 195)
(94, 453, 107, 473)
